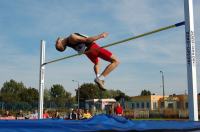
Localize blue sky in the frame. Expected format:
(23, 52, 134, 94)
(0, 0, 199, 96)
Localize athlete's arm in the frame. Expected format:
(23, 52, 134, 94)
(71, 32, 108, 44)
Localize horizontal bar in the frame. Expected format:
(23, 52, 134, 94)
(43, 21, 185, 66)
(175, 21, 185, 27)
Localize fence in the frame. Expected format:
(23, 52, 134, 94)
(124, 109, 193, 119)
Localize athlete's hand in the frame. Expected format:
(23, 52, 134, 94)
(100, 32, 108, 38)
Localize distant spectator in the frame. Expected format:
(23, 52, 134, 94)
(16, 109, 25, 120)
(68, 109, 77, 120)
(65, 108, 72, 119)
(32, 109, 38, 119)
(3, 110, 12, 117)
(108, 106, 113, 115)
(1, 110, 15, 120)
(43, 109, 50, 119)
(53, 111, 61, 119)
(77, 109, 83, 120)
(82, 109, 92, 119)
(114, 103, 123, 116)
(91, 105, 97, 116)
(25, 111, 32, 119)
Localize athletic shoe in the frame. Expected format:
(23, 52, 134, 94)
(94, 78, 106, 91)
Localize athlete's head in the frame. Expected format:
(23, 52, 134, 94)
(55, 37, 66, 52)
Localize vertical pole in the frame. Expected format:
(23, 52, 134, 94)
(78, 82, 80, 109)
(184, 0, 198, 121)
(160, 71, 165, 108)
(39, 40, 45, 119)
(72, 80, 80, 109)
(162, 72, 165, 108)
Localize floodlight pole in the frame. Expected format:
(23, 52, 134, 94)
(72, 80, 80, 109)
(160, 71, 165, 108)
(38, 40, 46, 119)
(184, 0, 198, 121)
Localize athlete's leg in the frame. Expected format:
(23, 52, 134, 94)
(94, 60, 106, 90)
(94, 54, 119, 90)
(94, 60, 101, 77)
(86, 43, 120, 90)
(85, 44, 99, 77)
(100, 54, 120, 77)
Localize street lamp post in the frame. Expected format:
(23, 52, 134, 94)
(160, 71, 165, 108)
(72, 80, 80, 109)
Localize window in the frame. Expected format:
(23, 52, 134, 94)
(161, 102, 164, 108)
(146, 102, 150, 109)
(153, 102, 157, 110)
(168, 103, 174, 109)
(185, 102, 188, 109)
(132, 103, 135, 109)
(136, 103, 140, 108)
(141, 102, 144, 108)
(177, 102, 181, 109)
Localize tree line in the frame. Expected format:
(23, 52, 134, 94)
(0, 79, 75, 110)
(0, 79, 132, 111)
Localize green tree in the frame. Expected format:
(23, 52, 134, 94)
(65, 90, 74, 108)
(44, 88, 51, 103)
(0, 79, 26, 103)
(107, 90, 126, 101)
(78, 83, 131, 102)
(79, 83, 101, 101)
(50, 84, 72, 108)
(50, 84, 65, 98)
(140, 89, 151, 96)
(20, 87, 39, 104)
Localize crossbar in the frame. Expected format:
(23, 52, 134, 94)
(43, 21, 185, 65)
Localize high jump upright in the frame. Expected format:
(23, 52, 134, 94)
(184, 0, 198, 121)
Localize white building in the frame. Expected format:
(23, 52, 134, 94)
(85, 98, 116, 110)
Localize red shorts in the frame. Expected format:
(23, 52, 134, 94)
(85, 43, 112, 64)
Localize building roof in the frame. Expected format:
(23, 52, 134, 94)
(85, 98, 116, 102)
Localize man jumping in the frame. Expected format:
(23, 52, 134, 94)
(55, 32, 120, 90)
